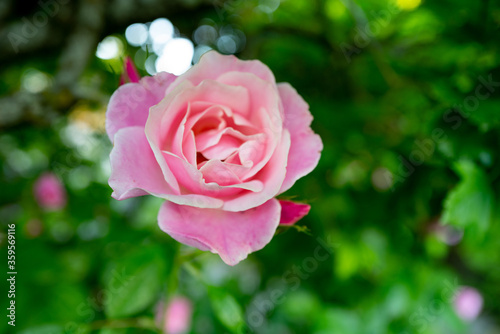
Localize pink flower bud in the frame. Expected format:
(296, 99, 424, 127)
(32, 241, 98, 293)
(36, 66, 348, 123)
(158, 296, 192, 334)
(453, 286, 483, 321)
(278, 200, 310, 226)
(33, 173, 67, 211)
(119, 56, 141, 85)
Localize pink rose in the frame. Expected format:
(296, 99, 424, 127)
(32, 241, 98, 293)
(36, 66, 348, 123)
(106, 51, 322, 265)
(453, 286, 483, 321)
(156, 296, 193, 334)
(33, 172, 67, 211)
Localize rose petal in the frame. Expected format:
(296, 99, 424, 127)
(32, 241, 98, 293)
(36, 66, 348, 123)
(109, 126, 223, 208)
(216, 72, 283, 180)
(196, 127, 245, 152)
(148, 80, 250, 154)
(158, 199, 281, 265)
(171, 102, 196, 165)
(278, 200, 311, 226)
(106, 72, 176, 142)
(278, 83, 323, 193)
(200, 160, 263, 192)
(199, 136, 241, 161)
(216, 71, 281, 122)
(109, 126, 170, 199)
(146, 80, 252, 191)
(184, 103, 233, 135)
(146, 81, 195, 193)
(221, 129, 291, 212)
(170, 51, 277, 91)
(183, 130, 197, 166)
(162, 152, 263, 196)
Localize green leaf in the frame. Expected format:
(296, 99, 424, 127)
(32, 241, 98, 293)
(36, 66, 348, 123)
(315, 308, 361, 334)
(442, 160, 494, 232)
(208, 287, 246, 333)
(103, 245, 168, 318)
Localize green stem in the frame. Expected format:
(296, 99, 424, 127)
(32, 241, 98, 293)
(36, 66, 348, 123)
(167, 243, 182, 296)
(182, 260, 205, 284)
(176, 248, 206, 264)
(166, 245, 204, 292)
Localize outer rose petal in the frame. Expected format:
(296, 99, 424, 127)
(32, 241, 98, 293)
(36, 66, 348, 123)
(170, 51, 276, 92)
(158, 199, 281, 265)
(278, 83, 323, 193)
(106, 72, 176, 142)
(278, 200, 310, 226)
(109, 126, 171, 199)
(109, 126, 223, 208)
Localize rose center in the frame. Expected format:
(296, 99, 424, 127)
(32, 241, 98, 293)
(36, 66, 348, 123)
(190, 105, 261, 170)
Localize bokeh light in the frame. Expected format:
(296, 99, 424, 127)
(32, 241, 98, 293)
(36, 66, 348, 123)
(21, 69, 51, 93)
(193, 45, 213, 64)
(155, 38, 194, 75)
(193, 25, 218, 45)
(216, 35, 238, 54)
(257, 0, 280, 14)
(96, 36, 123, 60)
(121, 17, 246, 76)
(145, 54, 158, 75)
(125, 23, 149, 46)
(149, 18, 175, 45)
(396, 0, 422, 11)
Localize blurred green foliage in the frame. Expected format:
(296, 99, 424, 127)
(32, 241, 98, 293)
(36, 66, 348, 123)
(1, 0, 500, 333)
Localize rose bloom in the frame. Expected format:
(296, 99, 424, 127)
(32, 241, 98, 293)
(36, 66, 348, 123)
(155, 296, 193, 334)
(453, 286, 483, 321)
(107, 51, 322, 265)
(33, 172, 67, 211)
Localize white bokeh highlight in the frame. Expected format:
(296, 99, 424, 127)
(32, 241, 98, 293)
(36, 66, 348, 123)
(96, 36, 122, 60)
(125, 23, 149, 46)
(156, 38, 194, 75)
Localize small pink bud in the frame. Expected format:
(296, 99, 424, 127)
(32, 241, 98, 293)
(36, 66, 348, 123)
(453, 286, 483, 321)
(279, 200, 310, 226)
(120, 56, 141, 85)
(33, 173, 67, 211)
(158, 296, 192, 334)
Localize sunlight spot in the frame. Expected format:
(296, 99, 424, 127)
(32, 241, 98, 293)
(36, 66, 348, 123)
(396, 0, 421, 11)
(125, 23, 148, 46)
(156, 38, 194, 75)
(96, 36, 123, 59)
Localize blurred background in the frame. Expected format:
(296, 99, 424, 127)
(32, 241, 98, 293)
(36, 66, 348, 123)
(1, 0, 500, 333)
